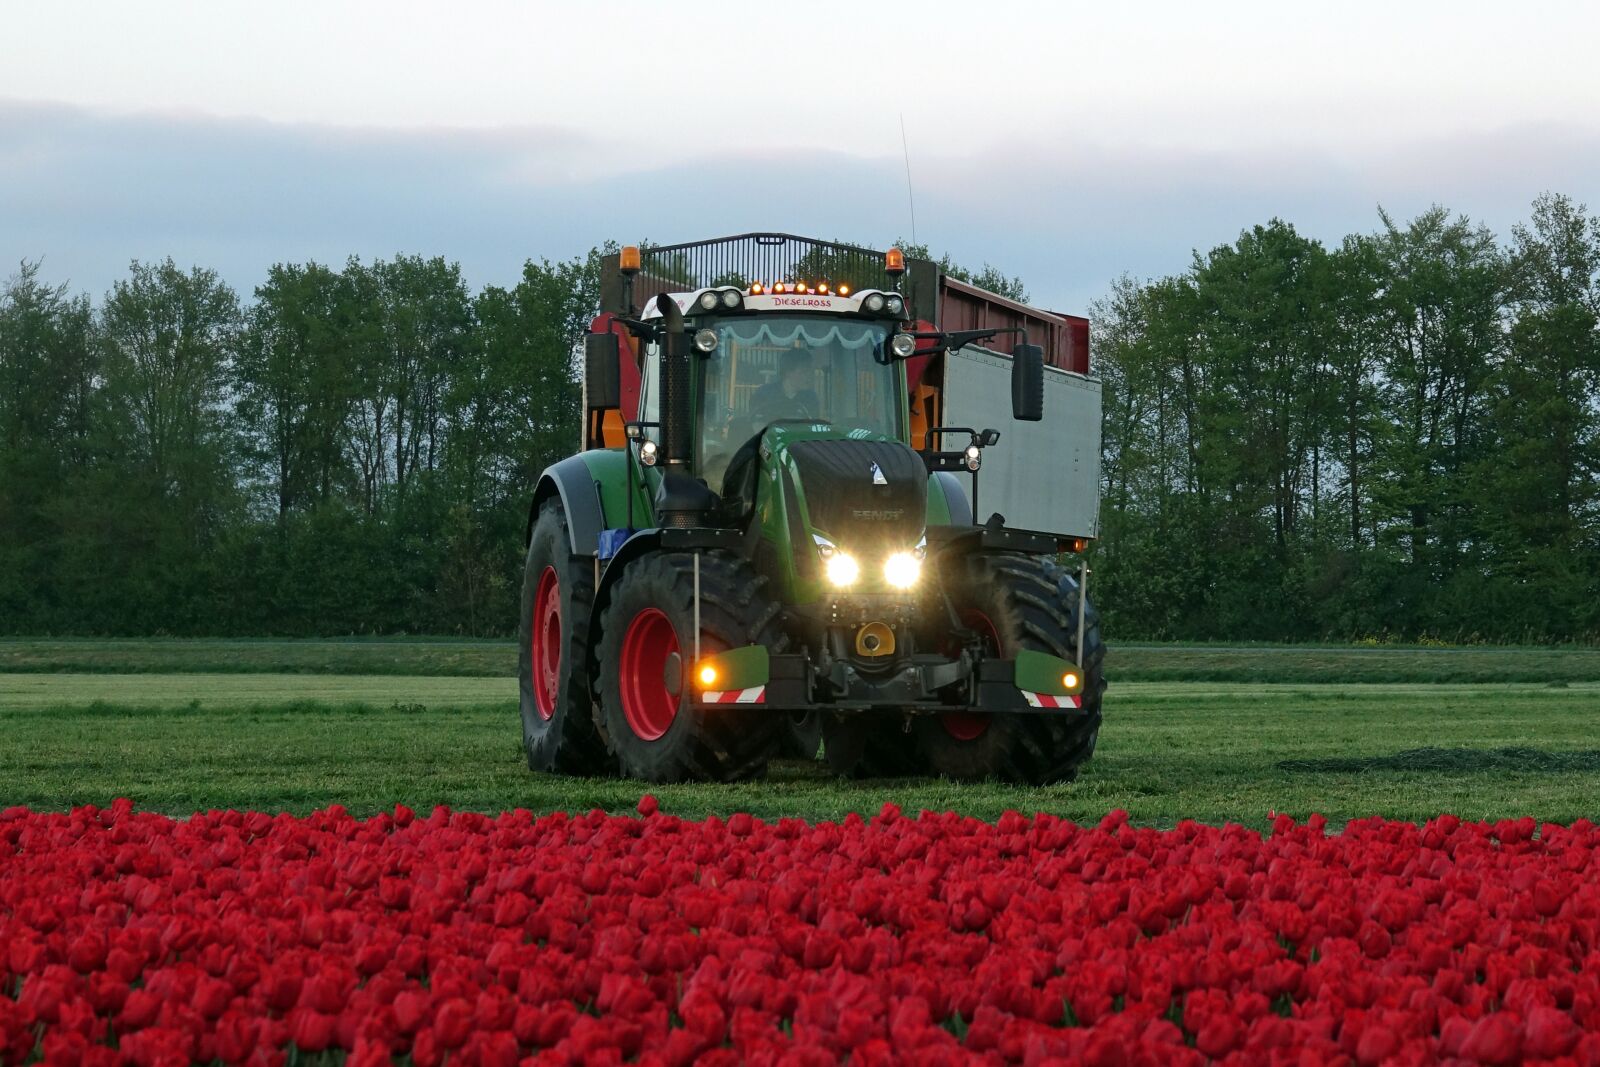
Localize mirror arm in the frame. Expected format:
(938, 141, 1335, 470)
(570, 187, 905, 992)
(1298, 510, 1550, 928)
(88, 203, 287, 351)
(907, 326, 1029, 356)
(613, 315, 662, 342)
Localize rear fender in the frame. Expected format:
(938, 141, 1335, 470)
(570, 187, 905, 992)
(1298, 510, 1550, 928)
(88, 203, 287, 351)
(526, 450, 651, 554)
(929, 471, 973, 526)
(526, 455, 605, 554)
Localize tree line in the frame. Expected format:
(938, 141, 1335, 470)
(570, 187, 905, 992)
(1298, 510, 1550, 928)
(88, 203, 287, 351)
(0, 253, 600, 635)
(2, 196, 1596, 641)
(1092, 193, 1600, 642)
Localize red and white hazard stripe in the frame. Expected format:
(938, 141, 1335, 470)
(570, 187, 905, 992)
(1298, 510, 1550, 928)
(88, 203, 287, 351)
(700, 687, 766, 705)
(1022, 691, 1082, 709)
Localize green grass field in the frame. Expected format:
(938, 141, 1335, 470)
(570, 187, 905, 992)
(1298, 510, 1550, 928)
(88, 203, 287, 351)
(0, 637, 509, 676)
(3, 650, 1598, 824)
(6, 636, 1600, 683)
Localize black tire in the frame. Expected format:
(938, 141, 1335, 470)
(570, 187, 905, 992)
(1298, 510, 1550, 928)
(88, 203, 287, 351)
(595, 551, 787, 783)
(518, 499, 610, 775)
(779, 710, 825, 761)
(913, 553, 1106, 784)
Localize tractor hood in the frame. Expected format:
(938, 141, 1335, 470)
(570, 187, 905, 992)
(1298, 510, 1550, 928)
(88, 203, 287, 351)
(767, 425, 927, 553)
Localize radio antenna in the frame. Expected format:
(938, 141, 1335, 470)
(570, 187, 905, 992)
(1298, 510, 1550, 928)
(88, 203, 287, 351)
(899, 112, 918, 245)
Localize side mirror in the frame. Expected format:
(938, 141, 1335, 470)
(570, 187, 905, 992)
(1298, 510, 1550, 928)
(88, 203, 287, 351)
(1011, 343, 1045, 422)
(584, 332, 622, 412)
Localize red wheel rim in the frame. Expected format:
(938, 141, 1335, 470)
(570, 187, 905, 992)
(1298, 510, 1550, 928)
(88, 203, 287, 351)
(944, 609, 998, 740)
(532, 567, 561, 720)
(620, 608, 681, 741)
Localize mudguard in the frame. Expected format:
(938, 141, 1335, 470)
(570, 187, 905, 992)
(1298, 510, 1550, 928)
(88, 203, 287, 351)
(931, 471, 973, 526)
(526, 455, 607, 554)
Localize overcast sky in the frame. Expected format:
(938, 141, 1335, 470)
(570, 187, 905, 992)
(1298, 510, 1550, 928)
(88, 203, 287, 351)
(3, 0, 1598, 311)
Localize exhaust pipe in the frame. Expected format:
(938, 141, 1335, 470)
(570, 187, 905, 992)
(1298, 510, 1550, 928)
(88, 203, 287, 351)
(652, 293, 716, 528)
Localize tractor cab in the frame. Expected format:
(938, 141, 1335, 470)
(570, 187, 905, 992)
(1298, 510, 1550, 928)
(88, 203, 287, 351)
(636, 289, 911, 494)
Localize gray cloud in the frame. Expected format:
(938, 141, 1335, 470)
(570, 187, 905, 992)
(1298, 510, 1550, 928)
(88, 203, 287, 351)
(4, 100, 1597, 314)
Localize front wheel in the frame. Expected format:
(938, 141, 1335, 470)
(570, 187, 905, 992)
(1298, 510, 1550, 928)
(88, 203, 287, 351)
(914, 553, 1105, 784)
(595, 552, 787, 783)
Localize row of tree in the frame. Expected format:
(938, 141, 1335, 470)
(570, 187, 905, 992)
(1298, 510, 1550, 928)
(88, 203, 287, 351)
(1092, 193, 1600, 642)
(2, 196, 1596, 640)
(0, 253, 598, 634)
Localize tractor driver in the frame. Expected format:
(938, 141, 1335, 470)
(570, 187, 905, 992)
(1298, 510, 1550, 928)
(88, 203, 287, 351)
(748, 348, 821, 430)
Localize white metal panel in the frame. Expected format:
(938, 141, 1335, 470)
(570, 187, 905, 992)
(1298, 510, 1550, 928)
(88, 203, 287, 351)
(940, 346, 1102, 539)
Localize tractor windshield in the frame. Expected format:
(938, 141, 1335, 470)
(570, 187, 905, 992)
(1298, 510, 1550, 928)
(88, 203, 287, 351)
(698, 315, 901, 489)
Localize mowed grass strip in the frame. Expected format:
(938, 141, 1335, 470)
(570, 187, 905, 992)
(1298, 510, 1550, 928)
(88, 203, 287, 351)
(4, 680, 1598, 826)
(1113, 643, 1600, 684)
(0, 638, 511, 677)
(6, 637, 1600, 683)
(0, 673, 513, 711)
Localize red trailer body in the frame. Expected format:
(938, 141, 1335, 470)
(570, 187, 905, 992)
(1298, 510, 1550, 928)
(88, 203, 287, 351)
(934, 275, 1089, 376)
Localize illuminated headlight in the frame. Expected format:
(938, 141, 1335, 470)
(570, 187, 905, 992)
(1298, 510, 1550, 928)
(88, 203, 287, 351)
(639, 439, 658, 466)
(863, 293, 887, 313)
(693, 328, 718, 353)
(964, 444, 982, 472)
(698, 291, 720, 310)
(825, 552, 860, 587)
(885, 294, 905, 317)
(721, 288, 741, 308)
(890, 332, 917, 358)
(884, 551, 921, 589)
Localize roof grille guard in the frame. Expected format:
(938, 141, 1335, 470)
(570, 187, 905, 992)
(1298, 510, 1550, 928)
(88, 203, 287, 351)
(600, 233, 938, 320)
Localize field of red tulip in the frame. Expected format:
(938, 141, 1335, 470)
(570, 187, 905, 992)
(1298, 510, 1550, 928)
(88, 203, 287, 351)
(5, 798, 1600, 1066)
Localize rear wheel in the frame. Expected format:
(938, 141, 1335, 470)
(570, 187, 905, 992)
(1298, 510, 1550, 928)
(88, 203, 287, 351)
(596, 552, 787, 783)
(913, 553, 1105, 784)
(518, 499, 609, 774)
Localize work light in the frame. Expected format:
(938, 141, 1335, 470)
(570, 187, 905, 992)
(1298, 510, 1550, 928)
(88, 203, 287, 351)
(693, 328, 718, 353)
(863, 293, 886, 313)
(884, 551, 921, 589)
(884, 295, 904, 317)
(825, 552, 860, 587)
(698, 291, 720, 310)
(890, 332, 917, 359)
(721, 289, 741, 308)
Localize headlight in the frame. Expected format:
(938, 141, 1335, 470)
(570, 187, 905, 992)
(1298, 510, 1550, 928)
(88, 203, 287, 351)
(693, 328, 718, 353)
(721, 288, 741, 308)
(825, 552, 860, 587)
(863, 293, 886, 313)
(884, 551, 921, 589)
(890, 332, 917, 358)
(964, 444, 982, 471)
(698, 291, 720, 310)
(638, 439, 658, 467)
(885, 294, 904, 316)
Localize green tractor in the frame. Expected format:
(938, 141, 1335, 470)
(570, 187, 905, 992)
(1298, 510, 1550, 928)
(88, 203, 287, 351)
(519, 234, 1104, 783)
